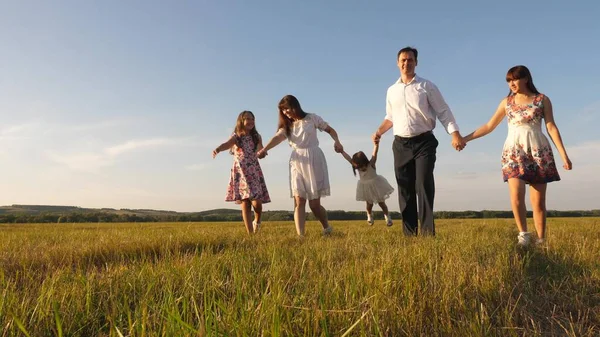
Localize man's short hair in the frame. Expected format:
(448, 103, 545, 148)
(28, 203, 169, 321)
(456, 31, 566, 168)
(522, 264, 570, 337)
(397, 47, 418, 61)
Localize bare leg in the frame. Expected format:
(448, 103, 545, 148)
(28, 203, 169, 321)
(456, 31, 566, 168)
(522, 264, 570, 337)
(251, 200, 263, 223)
(508, 178, 528, 232)
(309, 198, 329, 229)
(294, 196, 307, 236)
(529, 183, 548, 240)
(366, 202, 374, 216)
(379, 201, 392, 226)
(240, 199, 253, 234)
(251, 200, 263, 233)
(378, 201, 389, 215)
(366, 202, 374, 225)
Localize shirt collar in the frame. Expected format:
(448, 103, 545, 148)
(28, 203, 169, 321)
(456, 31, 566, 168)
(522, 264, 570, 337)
(396, 74, 420, 85)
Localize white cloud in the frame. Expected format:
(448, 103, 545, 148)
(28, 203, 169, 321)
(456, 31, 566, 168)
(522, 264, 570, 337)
(566, 140, 600, 165)
(104, 138, 181, 156)
(45, 152, 115, 172)
(185, 163, 207, 171)
(46, 137, 188, 172)
(0, 121, 42, 139)
(66, 118, 133, 132)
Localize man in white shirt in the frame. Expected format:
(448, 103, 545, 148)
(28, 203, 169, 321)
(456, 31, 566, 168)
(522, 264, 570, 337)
(373, 47, 465, 236)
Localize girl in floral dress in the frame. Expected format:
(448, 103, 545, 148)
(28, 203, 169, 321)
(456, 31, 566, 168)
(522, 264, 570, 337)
(257, 95, 344, 237)
(212, 111, 271, 234)
(463, 65, 572, 246)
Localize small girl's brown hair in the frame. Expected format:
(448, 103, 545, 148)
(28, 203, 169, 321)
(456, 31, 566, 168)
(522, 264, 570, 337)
(351, 151, 369, 176)
(234, 111, 260, 151)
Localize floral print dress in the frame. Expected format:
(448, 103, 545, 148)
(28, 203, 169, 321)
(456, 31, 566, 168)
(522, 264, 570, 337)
(501, 94, 560, 184)
(225, 134, 271, 203)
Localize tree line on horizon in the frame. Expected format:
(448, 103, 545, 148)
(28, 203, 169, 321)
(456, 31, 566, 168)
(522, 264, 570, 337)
(0, 208, 599, 223)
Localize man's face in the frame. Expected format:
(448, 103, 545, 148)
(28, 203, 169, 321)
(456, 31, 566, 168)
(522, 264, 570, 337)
(397, 51, 417, 77)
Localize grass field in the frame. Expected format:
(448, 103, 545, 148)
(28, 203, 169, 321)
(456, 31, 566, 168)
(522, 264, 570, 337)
(1, 218, 599, 336)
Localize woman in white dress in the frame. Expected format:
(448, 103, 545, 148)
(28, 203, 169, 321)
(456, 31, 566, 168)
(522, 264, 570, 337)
(258, 95, 344, 236)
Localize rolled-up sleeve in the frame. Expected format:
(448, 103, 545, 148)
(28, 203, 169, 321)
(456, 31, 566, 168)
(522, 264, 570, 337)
(426, 82, 459, 134)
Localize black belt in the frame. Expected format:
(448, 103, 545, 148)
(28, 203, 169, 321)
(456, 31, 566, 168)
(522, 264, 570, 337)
(394, 131, 433, 141)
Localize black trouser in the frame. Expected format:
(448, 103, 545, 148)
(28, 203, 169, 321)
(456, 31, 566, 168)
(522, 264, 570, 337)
(392, 131, 438, 236)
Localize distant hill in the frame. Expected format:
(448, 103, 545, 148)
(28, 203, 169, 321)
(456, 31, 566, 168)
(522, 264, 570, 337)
(0, 205, 85, 214)
(0, 204, 598, 223)
(0, 205, 246, 223)
(0, 205, 237, 216)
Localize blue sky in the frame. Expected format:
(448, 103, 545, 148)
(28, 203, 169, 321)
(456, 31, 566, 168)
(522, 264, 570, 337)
(1, 1, 598, 212)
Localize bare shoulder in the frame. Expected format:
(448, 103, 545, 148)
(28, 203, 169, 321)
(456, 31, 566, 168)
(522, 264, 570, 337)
(541, 94, 552, 104)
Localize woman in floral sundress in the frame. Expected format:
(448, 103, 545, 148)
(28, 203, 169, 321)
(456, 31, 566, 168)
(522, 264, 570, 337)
(463, 65, 572, 246)
(212, 111, 271, 234)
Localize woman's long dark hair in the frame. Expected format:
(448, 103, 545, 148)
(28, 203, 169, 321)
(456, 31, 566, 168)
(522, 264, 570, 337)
(277, 95, 307, 137)
(234, 110, 260, 151)
(506, 65, 540, 97)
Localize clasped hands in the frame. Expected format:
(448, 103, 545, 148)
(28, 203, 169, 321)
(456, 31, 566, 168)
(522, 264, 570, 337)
(371, 132, 466, 151)
(257, 142, 344, 158)
(256, 149, 268, 159)
(333, 141, 343, 153)
(452, 132, 466, 151)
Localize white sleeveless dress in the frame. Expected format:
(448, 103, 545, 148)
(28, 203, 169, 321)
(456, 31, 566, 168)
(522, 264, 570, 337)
(501, 94, 560, 184)
(356, 165, 394, 203)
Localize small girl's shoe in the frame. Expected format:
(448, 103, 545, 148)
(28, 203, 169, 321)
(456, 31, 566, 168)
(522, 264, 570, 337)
(367, 214, 374, 226)
(322, 225, 333, 235)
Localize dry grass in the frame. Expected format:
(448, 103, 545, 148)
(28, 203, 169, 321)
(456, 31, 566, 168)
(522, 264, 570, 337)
(0, 218, 599, 336)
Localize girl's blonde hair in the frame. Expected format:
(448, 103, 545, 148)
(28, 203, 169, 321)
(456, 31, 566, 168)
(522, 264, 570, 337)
(232, 111, 260, 153)
(351, 151, 370, 176)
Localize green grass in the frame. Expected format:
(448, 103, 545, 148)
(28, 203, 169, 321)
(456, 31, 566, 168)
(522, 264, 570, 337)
(1, 218, 599, 336)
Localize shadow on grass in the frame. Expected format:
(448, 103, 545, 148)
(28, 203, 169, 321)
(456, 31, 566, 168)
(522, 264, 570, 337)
(507, 246, 600, 336)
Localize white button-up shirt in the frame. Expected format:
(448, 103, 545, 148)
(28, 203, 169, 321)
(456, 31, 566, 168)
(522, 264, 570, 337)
(385, 75, 459, 138)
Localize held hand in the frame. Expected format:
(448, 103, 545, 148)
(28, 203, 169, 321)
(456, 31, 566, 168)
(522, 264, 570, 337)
(563, 157, 573, 170)
(451, 133, 466, 151)
(372, 133, 381, 143)
(452, 142, 465, 151)
(256, 149, 267, 159)
(212, 149, 218, 158)
(333, 141, 343, 153)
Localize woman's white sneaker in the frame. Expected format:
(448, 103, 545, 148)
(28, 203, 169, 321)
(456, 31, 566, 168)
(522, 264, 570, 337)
(252, 220, 261, 233)
(517, 232, 531, 246)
